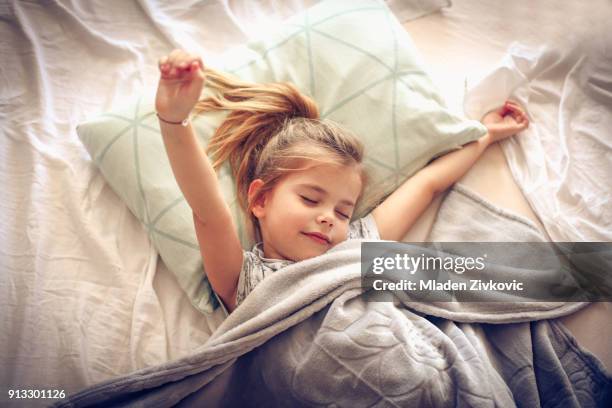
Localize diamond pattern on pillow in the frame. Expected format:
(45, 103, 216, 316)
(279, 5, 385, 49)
(77, 0, 486, 313)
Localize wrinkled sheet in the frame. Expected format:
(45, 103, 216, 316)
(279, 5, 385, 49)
(463, 34, 612, 242)
(405, 0, 612, 242)
(2, 0, 611, 406)
(56, 182, 611, 407)
(0, 0, 452, 405)
(1, 0, 322, 403)
(57, 227, 607, 407)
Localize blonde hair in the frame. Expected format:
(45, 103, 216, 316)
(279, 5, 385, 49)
(194, 68, 367, 240)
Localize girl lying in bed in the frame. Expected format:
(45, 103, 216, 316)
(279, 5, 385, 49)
(155, 49, 530, 313)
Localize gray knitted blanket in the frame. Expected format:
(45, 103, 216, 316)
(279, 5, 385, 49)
(56, 185, 611, 407)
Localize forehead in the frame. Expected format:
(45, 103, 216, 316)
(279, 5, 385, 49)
(280, 163, 363, 200)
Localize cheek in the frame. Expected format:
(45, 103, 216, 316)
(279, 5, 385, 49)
(285, 197, 312, 220)
(288, 205, 313, 227)
(269, 199, 306, 229)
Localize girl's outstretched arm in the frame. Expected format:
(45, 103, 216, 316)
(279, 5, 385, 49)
(156, 49, 242, 312)
(373, 101, 529, 241)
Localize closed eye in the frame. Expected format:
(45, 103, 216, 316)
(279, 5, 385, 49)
(336, 210, 350, 220)
(300, 195, 318, 204)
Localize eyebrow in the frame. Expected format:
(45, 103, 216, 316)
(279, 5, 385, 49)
(298, 184, 355, 207)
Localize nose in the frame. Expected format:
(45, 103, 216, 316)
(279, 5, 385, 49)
(316, 212, 334, 227)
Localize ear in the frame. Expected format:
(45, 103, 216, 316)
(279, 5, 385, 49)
(247, 179, 267, 219)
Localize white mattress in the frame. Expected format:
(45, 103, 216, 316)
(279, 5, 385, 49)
(1, 0, 610, 403)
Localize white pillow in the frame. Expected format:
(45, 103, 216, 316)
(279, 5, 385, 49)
(77, 0, 486, 314)
(385, 0, 451, 22)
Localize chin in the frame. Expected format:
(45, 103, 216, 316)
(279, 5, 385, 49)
(289, 248, 323, 262)
(290, 235, 333, 260)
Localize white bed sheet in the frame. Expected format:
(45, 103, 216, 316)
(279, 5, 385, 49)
(404, 0, 612, 243)
(1, 0, 610, 404)
(1, 0, 306, 399)
(464, 39, 612, 242)
(0, 0, 436, 400)
(402, 0, 612, 369)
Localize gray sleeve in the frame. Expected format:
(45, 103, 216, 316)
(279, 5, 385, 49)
(213, 252, 256, 316)
(235, 250, 264, 307)
(347, 213, 380, 240)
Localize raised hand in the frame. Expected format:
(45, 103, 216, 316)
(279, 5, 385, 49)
(481, 100, 530, 143)
(155, 49, 206, 123)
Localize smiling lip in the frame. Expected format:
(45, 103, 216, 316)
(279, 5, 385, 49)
(302, 232, 331, 245)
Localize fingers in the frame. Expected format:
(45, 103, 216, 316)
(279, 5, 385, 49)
(505, 100, 523, 110)
(158, 49, 204, 80)
(502, 100, 530, 127)
(504, 115, 529, 131)
(502, 100, 525, 116)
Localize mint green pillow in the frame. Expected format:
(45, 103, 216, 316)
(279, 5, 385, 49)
(77, 0, 486, 314)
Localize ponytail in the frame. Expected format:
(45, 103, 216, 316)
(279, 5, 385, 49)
(194, 68, 364, 241)
(195, 69, 318, 190)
